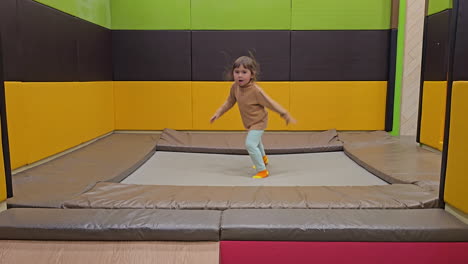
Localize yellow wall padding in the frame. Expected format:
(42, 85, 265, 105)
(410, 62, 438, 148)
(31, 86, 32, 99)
(114, 82, 192, 130)
(444, 81, 468, 213)
(420, 81, 447, 151)
(116, 81, 386, 131)
(192, 82, 290, 130)
(5, 82, 114, 169)
(290, 81, 387, 130)
(0, 125, 6, 201)
(4, 82, 28, 169)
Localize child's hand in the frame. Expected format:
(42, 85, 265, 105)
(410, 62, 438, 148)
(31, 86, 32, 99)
(282, 113, 297, 125)
(210, 113, 220, 123)
(286, 116, 297, 125)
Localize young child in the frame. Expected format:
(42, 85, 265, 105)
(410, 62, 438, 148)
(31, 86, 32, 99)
(210, 56, 296, 179)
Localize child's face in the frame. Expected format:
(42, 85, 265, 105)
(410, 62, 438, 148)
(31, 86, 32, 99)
(233, 65, 253, 86)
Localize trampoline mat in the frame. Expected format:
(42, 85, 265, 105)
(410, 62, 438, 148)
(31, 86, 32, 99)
(122, 152, 388, 186)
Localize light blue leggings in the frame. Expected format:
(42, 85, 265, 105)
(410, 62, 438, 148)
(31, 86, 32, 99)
(245, 130, 266, 172)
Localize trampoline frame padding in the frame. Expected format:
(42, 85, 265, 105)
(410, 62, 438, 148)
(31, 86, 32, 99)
(156, 128, 343, 154)
(0, 208, 221, 241)
(10, 130, 442, 211)
(8, 133, 160, 208)
(1, 208, 467, 242)
(221, 209, 468, 242)
(63, 182, 438, 210)
(63, 130, 441, 210)
(2, 129, 458, 242)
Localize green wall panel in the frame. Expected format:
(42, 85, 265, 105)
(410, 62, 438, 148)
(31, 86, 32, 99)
(34, 0, 111, 28)
(391, 0, 406, 136)
(34, 0, 78, 19)
(76, 0, 111, 28)
(191, 0, 290, 30)
(428, 0, 452, 15)
(292, 0, 392, 30)
(111, 0, 190, 30)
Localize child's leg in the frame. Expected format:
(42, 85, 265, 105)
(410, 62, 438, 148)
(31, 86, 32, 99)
(245, 130, 266, 172)
(258, 141, 266, 157)
(257, 140, 269, 165)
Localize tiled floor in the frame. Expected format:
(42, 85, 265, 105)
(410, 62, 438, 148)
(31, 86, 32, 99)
(0, 241, 219, 264)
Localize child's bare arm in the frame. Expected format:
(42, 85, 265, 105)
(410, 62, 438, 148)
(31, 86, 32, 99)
(211, 86, 236, 123)
(256, 88, 297, 124)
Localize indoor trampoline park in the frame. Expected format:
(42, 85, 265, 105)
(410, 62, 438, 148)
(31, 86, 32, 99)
(0, 0, 468, 263)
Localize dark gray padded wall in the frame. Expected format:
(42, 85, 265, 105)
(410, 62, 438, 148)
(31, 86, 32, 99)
(291, 30, 390, 81)
(77, 21, 113, 81)
(5, 0, 113, 82)
(453, 0, 468, 81)
(18, 0, 78, 81)
(191, 31, 290, 81)
(112, 31, 191, 81)
(0, 0, 20, 81)
(423, 10, 451, 81)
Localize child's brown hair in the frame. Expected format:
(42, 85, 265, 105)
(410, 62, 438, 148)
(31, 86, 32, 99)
(227, 55, 260, 82)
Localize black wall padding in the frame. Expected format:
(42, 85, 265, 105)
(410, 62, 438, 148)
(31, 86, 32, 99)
(11, 0, 112, 82)
(0, 0, 20, 81)
(0, 35, 13, 198)
(453, 0, 468, 81)
(19, 0, 78, 81)
(291, 30, 390, 81)
(77, 21, 113, 81)
(423, 10, 451, 81)
(112, 31, 191, 81)
(191, 31, 290, 81)
(385, 29, 398, 131)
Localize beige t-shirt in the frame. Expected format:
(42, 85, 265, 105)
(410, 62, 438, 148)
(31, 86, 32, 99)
(215, 82, 288, 130)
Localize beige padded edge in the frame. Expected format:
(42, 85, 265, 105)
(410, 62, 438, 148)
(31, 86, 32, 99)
(157, 128, 343, 154)
(338, 132, 441, 192)
(8, 133, 160, 208)
(63, 182, 438, 210)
